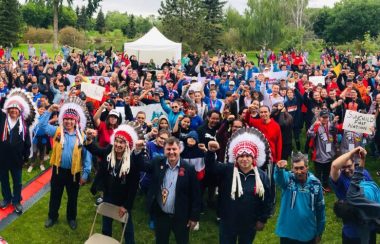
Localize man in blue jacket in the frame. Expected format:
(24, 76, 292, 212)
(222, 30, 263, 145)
(275, 152, 325, 244)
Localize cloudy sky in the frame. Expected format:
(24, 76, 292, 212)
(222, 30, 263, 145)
(20, 0, 340, 16)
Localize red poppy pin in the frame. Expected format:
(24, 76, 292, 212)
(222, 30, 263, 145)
(178, 167, 185, 177)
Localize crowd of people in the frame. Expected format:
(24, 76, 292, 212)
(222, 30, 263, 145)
(0, 44, 379, 244)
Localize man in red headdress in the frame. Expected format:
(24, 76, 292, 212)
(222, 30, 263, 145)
(205, 128, 273, 244)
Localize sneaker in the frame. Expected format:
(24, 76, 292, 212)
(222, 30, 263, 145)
(0, 200, 10, 209)
(40, 164, 46, 171)
(193, 222, 200, 231)
(27, 166, 33, 173)
(95, 197, 103, 206)
(14, 203, 23, 214)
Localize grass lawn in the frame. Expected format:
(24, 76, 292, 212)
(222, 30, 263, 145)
(11, 44, 57, 59)
(1, 132, 380, 243)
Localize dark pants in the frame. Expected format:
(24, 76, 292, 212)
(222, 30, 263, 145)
(219, 221, 256, 244)
(280, 237, 315, 244)
(155, 209, 189, 244)
(282, 143, 292, 160)
(102, 212, 135, 244)
(48, 166, 80, 221)
(0, 167, 22, 204)
(261, 163, 276, 214)
(314, 161, 332, 188)
(342, 230, 377, 244)
(293, 127, 301, 151)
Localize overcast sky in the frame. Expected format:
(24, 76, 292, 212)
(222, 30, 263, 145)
(20, 0, 341, 16)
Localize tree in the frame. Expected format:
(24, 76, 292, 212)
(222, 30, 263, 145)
(158, 0, 207, 50)
(95, 8, 105, 33)
(124, 14, 136, 38)
(21, 1, 50, 28)
(313, 0, 380, 43)
(242, 0, 287, 49)
(76, 6, 88, 30)
(202, 0, 226, 50)
(105, 11, 128, 32)
(26, 0, 101, 50)
(0, 0, 22, 46)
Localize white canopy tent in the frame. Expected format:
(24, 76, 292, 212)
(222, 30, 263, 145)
(124, 27, 182, 66)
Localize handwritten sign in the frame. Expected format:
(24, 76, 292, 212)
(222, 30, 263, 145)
(80, 82, 105, 101)
(342, 110, 375, 134)
(309, 76, 325, 86)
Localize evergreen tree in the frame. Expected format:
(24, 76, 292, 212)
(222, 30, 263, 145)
(202, 0, 226, 50)
(0, 0, 22, 46)
(158, 0, 207, 50)
(95, 8, 105, 33)
(77, 6, 88, 30)
(125, 14, 136, 38)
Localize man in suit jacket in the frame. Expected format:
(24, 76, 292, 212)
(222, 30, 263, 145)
(143, 136, 201, 244)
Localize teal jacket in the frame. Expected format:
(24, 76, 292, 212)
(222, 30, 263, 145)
(274, 166, 326, 242)
(160, 98, 184, 128)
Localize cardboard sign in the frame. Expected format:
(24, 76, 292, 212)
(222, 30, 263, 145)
(80, 82, 105, 101)
(309, 76, 325, 86)
(342, 110, 375, 134)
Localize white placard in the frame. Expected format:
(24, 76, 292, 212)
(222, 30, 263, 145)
(67, 74, 110, 86)
(342, 110, 375, 134)
(309, 76, 325, 86)
(116, 104, 167, 123)
(80, 82, 105, 101)
(252, 71, 288, 84)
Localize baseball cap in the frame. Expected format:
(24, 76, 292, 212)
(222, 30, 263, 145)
(229, 81, 235, 86)
(210, 80, 216, 85)
(32, 84, 38, 89)
(108, 109, 120, 118)
(319, 110, 329, 117)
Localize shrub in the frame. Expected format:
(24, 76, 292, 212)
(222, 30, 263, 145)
(22, 27, 53, 43)
(58, 27, 86, 49)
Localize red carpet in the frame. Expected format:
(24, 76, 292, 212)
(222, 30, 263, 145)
(0, 167, 52, 221)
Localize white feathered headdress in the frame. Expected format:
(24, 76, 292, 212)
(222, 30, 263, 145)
(57, 96, 92, 147)
(2, 88, 39, 145)
(107, 121, 143, 177)
(226, 127, 271, 200)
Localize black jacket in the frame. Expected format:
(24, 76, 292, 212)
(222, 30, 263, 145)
(85, 142, 144, 211)
(143, 156, 201, 223)
(205, 152, 272, 230)
(0, 111, 31, 169)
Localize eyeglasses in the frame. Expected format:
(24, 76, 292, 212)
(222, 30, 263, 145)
(172, 106, 179, 109)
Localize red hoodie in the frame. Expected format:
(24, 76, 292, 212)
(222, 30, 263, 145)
(245, 114, 282, 163)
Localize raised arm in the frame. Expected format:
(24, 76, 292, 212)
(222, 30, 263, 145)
(330, 147, 361, 182)
(39, 105, 60, 137)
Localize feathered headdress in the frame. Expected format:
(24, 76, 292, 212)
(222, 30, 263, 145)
(225, 127, 271, 200)
(107, 121, 144, 177)
(2, 88, 39, 144)
(58, 96, 92, 147)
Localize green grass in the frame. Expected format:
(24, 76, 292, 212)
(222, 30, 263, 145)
(246, 50, 322, 64)
(11, 43, 58, 59)
(1, 132, 380, 243)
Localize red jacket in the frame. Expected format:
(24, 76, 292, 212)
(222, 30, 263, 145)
(245, 113, 282, 163)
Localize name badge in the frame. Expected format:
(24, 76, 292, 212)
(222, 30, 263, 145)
(326, 143, 332, 153)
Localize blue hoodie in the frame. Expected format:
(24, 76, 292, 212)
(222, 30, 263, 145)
(274, 166, 326, 242)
